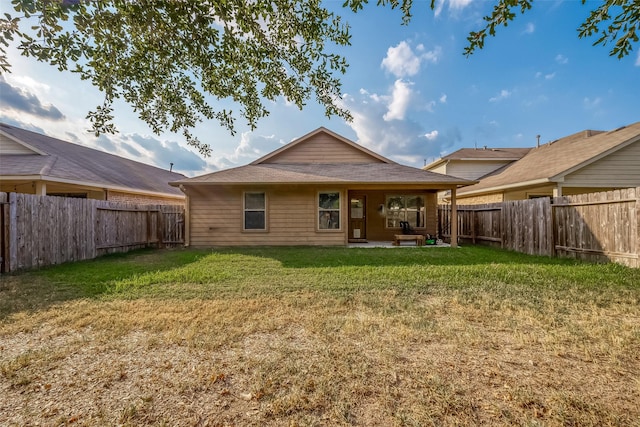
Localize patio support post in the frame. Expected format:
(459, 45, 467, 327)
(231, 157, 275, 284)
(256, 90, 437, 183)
(451, 186, 458, 248)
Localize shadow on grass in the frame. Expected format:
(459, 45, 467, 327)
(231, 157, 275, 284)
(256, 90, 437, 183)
(218, 245, 578, 268)
(0, 248, 204, 320)
(2, 245, 638, 320)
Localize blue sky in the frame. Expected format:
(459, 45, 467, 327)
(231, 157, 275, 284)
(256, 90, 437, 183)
(1, 0, 638, 176)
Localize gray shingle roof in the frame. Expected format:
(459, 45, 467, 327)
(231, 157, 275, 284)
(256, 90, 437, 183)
(0, 123, 185, 197)
(172, 127, 476, 188)
(171, 163, 474, 186)
(459, 122, 640, 195)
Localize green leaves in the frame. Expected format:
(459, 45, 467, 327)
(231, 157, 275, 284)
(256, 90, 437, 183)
(1, 0, 637, 156)
(578, 0, 640, 59)
(3, 0, 353, 155)
(464, 0, 639, 58)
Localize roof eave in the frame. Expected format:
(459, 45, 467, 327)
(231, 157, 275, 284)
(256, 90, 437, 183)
(4, 174, 184, 199)
(173, 179, 475, 187)
(458, 178, 551, 196)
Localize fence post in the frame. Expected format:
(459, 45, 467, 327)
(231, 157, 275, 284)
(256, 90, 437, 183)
(548, 197, 556, 258)
(636, 187, 640, 268)
(0, 193, 8, 273)
(8, 192, 18, 273)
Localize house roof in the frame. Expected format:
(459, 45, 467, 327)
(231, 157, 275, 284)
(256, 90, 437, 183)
(0, 123, 186, 198)
(424, 147, 532, 170)
(172, 127, 475, 188)
(171, 163, 473, 186)
(458, 122, 640, 196)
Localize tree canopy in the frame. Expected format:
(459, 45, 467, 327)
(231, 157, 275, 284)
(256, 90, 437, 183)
(1, 0, 637, 155)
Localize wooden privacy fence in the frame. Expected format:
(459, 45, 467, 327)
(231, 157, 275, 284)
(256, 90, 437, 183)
(439, 187, 639, 268)
(0, 192, 184, 273)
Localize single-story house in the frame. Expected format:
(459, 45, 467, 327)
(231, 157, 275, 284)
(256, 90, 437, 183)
(170, 127, 475, 247)
(454, 122, 640, 205)
(0, 123, 186, 205)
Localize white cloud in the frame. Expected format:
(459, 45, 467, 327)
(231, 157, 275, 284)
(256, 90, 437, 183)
(424, 130, 439, 140)
(545, 72, 556, 80)
(381, 41, 441, 78)
(555, 54, 569, 64)
(523, 23, 535, 35)
(336, 90, 459, 166)
(636, 51, 640, 67)
(381, 41, 421, 77)
(439, 94, 447, 103)
(489, 89, 511, 102)
(434, 0, 474, 16)
(383, 79, 413, 121)
(421, 45, 442, 64)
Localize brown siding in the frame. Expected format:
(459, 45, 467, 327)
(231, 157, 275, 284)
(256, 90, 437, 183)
(187, 186, 439, 246)
(262, 134, 383, 164)
(457, 193, 504, 205)
(107, 190, 185, 206)
(188, 185, 346, 247)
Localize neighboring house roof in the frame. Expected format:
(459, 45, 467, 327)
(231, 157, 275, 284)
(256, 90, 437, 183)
(0, 123, 186, 197)
(425, 147, 532, 170)
(171, 127, 475, 187)
(458, 122, 640, 196)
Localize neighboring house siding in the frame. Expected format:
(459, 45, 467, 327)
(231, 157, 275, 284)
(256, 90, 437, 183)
(457, 193, 504, 205)
(262, 134, 382, 164)
(445, 161, 512, 181)
(188, 186, 346, 247)
(0, 134, 36, 155)
(564, 141, 640, 188)
(503, 185, 557, 200)
(107, 190, 185, 206)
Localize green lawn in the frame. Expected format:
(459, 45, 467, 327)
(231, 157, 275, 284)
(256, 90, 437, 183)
(1, 246, 639, 426)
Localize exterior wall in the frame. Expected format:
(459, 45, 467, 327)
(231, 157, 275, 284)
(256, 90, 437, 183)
(263, 133, 383, 164)
(0, 180, 104, 198)
(188, 185, 347, 247)
(186, 186, 439, 246)
(564, 141, 640, 188)
(0, 134, 37, 155)
(503, 184, 556, 200)
(427, 163, 447, 175)
(0, 181, 182, 205)
(444, 160, 512, 181)
(456, 193, 504, 205)
(107, 190, 185, 206)
(459, 183, 625, 205)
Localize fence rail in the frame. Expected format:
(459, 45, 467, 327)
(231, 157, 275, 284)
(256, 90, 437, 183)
(0, 192, 184, 273)
(439, 187, 639, 268)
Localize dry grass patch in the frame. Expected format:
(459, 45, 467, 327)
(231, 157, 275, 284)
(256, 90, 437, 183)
(1, 247, 639, 426)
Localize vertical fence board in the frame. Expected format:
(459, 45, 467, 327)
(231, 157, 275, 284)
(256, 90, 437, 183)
(438, 187, 638, 267)
(0, 193, 185, 273)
